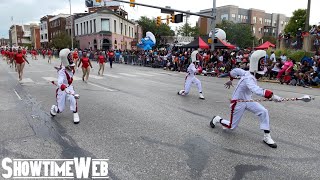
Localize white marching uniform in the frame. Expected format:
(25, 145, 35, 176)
(184, 63, 203, 94)
(220, 68, 271, 130)
(55, 67, 77, 113)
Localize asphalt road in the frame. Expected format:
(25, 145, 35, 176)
(0, 55, 319, 180)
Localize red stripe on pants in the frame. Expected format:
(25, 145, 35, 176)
(222, 100, 237, 128)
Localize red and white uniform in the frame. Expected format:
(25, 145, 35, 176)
(55, 67, 77, 113)
(220, 68, 273, 130)
(184, 63, 202, 94)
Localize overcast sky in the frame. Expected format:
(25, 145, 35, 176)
(0, 0, 318, 38)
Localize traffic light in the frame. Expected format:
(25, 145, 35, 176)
(166, 15, 170, 25)
(170, 14, 175, 23)
(129, 0, 135, 7)
(156, 16, 162, 27)
(96, 0, 102, 2)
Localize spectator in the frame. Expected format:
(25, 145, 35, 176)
(276, 58, 293, 81)
(280, 53, 287, 63)
(269, 58, 281, 79)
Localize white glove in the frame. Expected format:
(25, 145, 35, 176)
(224, 80, 233, 89)
(271, 94, 283, 102)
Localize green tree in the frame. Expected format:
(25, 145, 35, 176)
(50, 32, 72, 49)
(216, 20, 255, 48)
(177, 22, 201, 37)
(284, 9, 309, 35)
(137, 16, 175, 46)
(261, 35, 277, 45)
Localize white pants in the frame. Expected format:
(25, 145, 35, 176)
(56, 86, 77, 113)
(220, 101, 270, 130)
(184, 76, 202, 94)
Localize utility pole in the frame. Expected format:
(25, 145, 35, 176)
(211, 0, 216, 51)
(69, 0, 74, 50)
(305, 0, 311, 31)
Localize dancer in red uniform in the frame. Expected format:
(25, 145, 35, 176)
(107, 50, 115, 68)
(73, 48, 79, 68)
(47, 49, 52, 64)
(78, 52, 93, 83)
(14, 49, 30, 81)
(97, 52, 106, 76)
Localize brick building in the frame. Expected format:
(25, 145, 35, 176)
(74, 7, 138, 50)
(30, 24, 41, 49)
(198, 5, 290, 40)
(40, 15, 54, 48)
(49, 14, 69, 42)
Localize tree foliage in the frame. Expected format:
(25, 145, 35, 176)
(261, 35, 277, 45)
(284, 9, 308, 35)
(50, 32, 72, 49)
(176, 22, 202, 37)
(216, 20, 256, 48)
(136, 16, 175, 45)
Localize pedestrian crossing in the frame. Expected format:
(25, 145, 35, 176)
(13, 71, 185, 85)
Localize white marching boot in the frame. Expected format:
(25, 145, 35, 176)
(73, 112, 80, 124)
(199, 93, 205, 100)
(50, 105, 58, 116)
(178, 90, 185, 96)
(263, 133, 277, 148)
(210, 116, 222, 128)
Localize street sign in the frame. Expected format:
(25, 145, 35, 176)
(161, 9, 174, 14)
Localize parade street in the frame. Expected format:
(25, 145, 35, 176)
(0, 56, 319, 180)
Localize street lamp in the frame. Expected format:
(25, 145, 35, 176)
(69, 0, 74, 50)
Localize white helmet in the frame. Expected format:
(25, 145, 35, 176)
(59, 48, 75, 67)
(249, 50, 266, 75)
(191, 50, 199, 63)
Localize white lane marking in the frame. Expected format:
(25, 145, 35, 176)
(103, 74, 121, 78)
(73, 76, 82, 81)
(87, 82, 115, 92)
(90, 74, 104, 79)
(42, 77, 58, 82)
(19, 78, 34, 83)
(14, 89, 22, 100)
(134, 72, 155, 76)
(118, 73, 138, 77)
(8, 70, 56, 74)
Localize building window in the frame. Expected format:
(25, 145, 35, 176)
(232, 14, 236, 19)
(90, 20, 92, 33)
(238, 15, 241, 19)
(252, 27, 256, 34)
(45, 34, 47, 39)
(125, 25, 127, 36)
(120, 23, 123, 34)
(253, 17, 257, 24)
(259, 18, 263, 24)
(86, 21, 89, 34)
(114, 20, 116, 33)
(76, 24, 78, 36)
(101, 19, 110, 31)
(94, 19, 96, 32)
(41, 35, 43, 40)
(129, 27, 131, 37)
(80, 23, 83, 35)
(221, 14, 228, 21)
(132, 27, 134, 37)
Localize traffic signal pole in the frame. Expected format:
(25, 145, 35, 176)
(114, 0, 217, 51)
(112, 0, 216, 19)
(211, 0, 216, 51)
